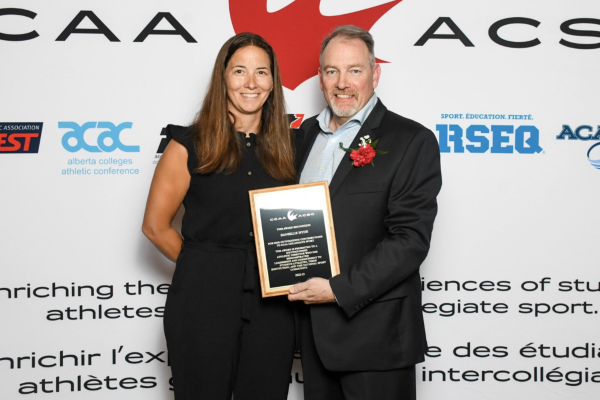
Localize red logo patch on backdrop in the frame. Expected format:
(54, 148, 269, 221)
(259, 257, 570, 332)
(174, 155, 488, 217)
(0, 123, 43, 153)
(229, 0, 402, 90)
(288, 114, 305, 128)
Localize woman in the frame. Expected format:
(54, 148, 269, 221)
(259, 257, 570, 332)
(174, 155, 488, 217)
(142, 33, 296, 399)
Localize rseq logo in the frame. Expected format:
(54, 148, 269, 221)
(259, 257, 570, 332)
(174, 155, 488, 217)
(437, 124, 543, 154)
(59, 122, 139, 153)
(0, 123, 43, 153)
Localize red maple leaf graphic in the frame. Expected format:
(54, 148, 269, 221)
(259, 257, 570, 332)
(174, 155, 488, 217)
(229, 0, 403, 90)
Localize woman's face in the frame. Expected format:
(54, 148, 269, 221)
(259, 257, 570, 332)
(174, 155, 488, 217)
(225, 45, 273, 120)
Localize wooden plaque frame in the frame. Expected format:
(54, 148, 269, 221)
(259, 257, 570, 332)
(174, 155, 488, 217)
(249, 181, 340, 297)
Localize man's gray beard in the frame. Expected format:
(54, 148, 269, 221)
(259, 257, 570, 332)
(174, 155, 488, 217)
(330, 101, 358, 119)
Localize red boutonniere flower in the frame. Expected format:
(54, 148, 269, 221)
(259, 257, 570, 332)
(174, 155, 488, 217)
(339, 135, 387, 167)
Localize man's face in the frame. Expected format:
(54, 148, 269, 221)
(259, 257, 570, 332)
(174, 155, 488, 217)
(319, 37, 381, 124)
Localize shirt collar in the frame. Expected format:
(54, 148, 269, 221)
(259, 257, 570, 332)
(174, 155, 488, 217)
(317, 93, 378, 134)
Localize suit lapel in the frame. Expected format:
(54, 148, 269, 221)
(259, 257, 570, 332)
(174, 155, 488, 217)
(328, 99, 388, 198)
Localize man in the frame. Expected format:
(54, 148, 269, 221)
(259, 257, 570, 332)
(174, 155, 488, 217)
(288, 25, 442, 400)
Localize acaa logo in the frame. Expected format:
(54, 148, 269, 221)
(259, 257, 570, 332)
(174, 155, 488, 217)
(557, 125, 600, 170)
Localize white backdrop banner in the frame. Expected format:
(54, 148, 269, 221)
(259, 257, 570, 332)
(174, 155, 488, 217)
(1, 0, 599, 399)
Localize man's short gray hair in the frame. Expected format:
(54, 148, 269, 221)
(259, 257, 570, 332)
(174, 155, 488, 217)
(319, 25, 376, 69)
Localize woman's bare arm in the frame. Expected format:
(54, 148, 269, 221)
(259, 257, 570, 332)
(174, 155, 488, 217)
(142, 139, 191, 262)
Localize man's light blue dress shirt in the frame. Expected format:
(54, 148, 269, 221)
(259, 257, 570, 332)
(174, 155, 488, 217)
(300, 94, 378, 185)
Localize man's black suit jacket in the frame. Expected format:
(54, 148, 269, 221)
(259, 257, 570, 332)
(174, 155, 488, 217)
(297, 99, 442, 372)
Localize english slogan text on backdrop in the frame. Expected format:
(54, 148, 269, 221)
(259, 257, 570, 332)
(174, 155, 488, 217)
(0, 281, 168, 321)
(6, 278, 596, 320)
(420, 277, 599, 317)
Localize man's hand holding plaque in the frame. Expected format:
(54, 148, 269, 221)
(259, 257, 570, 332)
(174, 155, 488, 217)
(288, 278, 336, 304)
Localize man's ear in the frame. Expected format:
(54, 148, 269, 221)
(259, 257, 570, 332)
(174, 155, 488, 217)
(318, 68, 324, 91)
(372, 64, 381, 90)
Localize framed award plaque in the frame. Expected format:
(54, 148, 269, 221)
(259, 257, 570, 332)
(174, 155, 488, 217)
(249, 181, 340, 297)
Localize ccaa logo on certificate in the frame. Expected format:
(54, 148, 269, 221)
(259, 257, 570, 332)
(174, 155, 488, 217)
(287, 211, 298, 222)
(269, 211, 315, 222)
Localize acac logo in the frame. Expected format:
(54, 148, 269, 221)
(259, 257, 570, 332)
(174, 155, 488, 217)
(437, 124, 543, 154)
(230, 0, 402, 89)
(59, 122, 139, 153)
(0, 123, 43, 153)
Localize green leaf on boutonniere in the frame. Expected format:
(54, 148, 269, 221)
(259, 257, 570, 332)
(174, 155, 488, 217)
(370, 139, 387, 154)
(339, 142, 357, 152)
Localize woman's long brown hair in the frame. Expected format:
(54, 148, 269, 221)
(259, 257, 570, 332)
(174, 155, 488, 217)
(192, 33, 295, 183)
